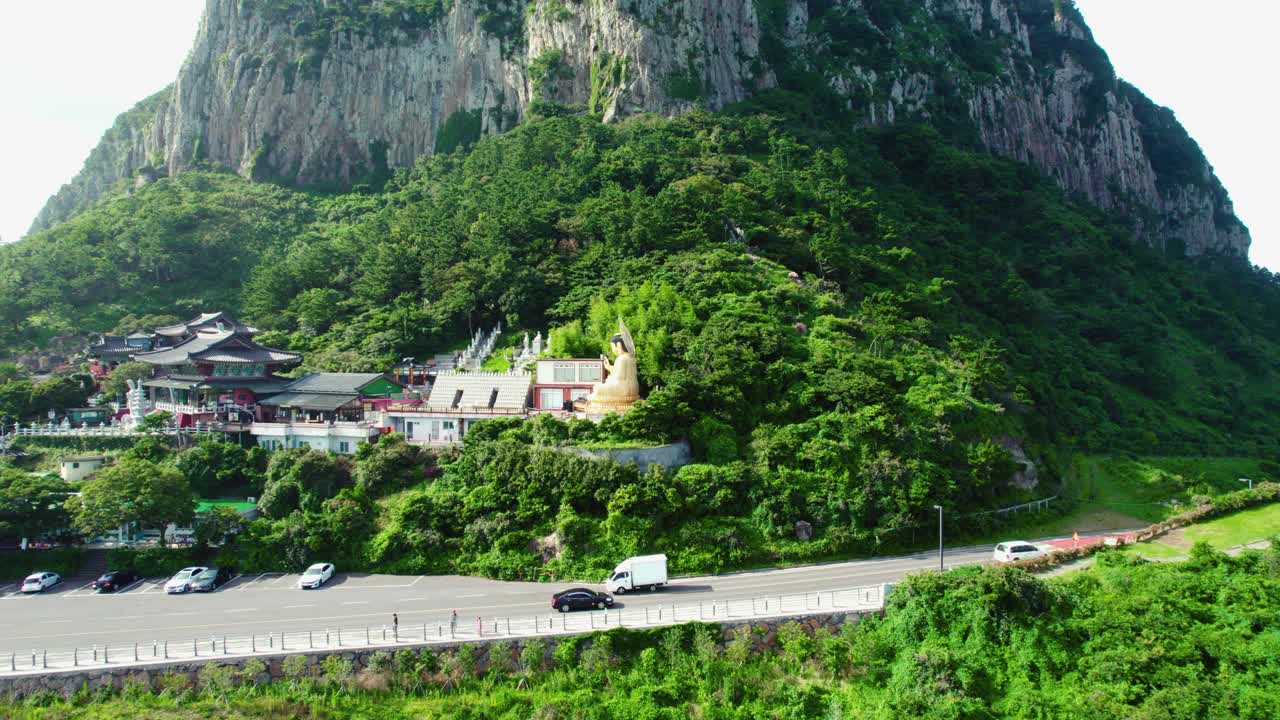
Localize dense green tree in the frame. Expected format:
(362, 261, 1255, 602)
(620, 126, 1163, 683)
(100, 362, 153, 401)
(352, 433, 425, 496)
(0, 469, 72, 541)
(176, 441, 262, 497)
(66, 458, 195, 546)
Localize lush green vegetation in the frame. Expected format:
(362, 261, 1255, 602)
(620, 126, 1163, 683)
(6, 107, 1280, 577)
(0, 172, 320, 350)
(10, 546, 1279, 719)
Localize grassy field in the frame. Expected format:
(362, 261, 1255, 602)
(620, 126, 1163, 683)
(1120, 502, 1280, 560)
(945, 455, 1274, 549)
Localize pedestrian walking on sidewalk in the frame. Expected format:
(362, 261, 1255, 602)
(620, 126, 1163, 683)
(1073, 530, 1080, 547)
(392, 613, 399, 641)
(450, 609, 457, 636)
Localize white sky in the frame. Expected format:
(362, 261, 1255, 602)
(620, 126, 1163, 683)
(0, 1, 1274, 268)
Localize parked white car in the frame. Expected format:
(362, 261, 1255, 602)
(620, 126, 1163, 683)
(164, 566, 209, 594)
(297, 563, 335, 589)
(20, 571, 61, 593)
(992, 541, 1045, 563)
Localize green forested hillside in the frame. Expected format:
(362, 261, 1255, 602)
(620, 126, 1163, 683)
(5, 109, 1280, 564)
(0, 172, 320, 346)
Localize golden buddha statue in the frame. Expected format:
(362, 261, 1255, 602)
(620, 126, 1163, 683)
(586, 319, 641, 415)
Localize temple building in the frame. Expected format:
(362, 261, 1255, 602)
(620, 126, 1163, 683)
(531, 358, 604, 411)
(131, 316, 300, 428)
(383, 370, 532, 444)
(86, 333, 153, 377)
(250, 373, 404, 454)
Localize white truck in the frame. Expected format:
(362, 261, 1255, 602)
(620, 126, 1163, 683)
(606, 554, 668, 594)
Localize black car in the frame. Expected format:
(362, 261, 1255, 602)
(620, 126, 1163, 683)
(189, 567, 234, 593)
(93, 568, 139, 593)
(551, 588, 614, 613)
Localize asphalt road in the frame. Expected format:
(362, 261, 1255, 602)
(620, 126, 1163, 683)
(0, 545, 994, 655)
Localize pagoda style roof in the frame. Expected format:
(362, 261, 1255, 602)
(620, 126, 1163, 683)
(154, 312, 254, 338)
(133, 329, 300, 367)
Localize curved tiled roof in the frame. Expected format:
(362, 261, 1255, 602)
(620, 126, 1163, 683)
(154, 312, 254, 337)
(134, 329, 300, 366)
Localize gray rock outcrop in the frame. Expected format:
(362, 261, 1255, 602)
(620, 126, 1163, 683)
(29, 0, 1249, 258)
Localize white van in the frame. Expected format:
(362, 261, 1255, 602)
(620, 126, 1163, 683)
(606, 554, 668, 594)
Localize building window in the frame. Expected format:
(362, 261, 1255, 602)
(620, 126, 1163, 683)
(539, 388, 563, 409)
(339, 441, 350, 453)
(578, 364, 602, 383)
(553, 363, 576, 382)
(570, 388, 590, 402)
(72, 462, 80, 469)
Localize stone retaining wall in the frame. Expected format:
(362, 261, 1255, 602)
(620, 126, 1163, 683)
(563, 439, 693, 474)
(0, 610, 875, 699)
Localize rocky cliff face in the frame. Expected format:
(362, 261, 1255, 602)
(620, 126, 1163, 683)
(30, 0, 1249, 257)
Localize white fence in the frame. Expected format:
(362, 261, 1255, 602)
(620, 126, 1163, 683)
(971, 496, 1058, 517)
(0, 584, 887, 676)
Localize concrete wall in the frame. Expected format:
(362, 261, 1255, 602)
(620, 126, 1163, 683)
(0, 610, 874, 699)
(564, 440, 693, 474)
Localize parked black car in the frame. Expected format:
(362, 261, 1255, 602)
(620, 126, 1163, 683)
(551, 588, 614, 612)
(189, 567, 234, 593)
(93, 569, 139, 593)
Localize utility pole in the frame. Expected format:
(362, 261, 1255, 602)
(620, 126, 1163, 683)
(933, 504, 944, 572)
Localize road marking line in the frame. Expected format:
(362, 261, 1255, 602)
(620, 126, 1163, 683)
(340, 601, 369, 606)
(397, 597, 424, 603)
(226, 608, 258, 613)
(63, 582, 98, 598)
(40, 620, 73, 624)
(116, 579, 145, 594)
(166, 612, 198, 617)
(410, 575, 425, 586)
(283, 604, 315, 609)
(111, 615, 145, 620)
(457, 593, 486, 598)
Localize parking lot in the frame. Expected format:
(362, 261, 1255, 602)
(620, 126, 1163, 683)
(0, 571, 448, 603)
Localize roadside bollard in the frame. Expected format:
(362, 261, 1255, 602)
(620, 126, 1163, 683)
(223, 636, 228, 655)
(309, 631, 314, 649)
(280, 632, 285, 651)
(9, 653, 14, 671)
(103, 646, 108, 664)
(337, 628, 342, 647)
(93, 645, 98, 662)
(73, 648, 78, 667)
(382, 625, 387, 641)
(366, 627, 371, 645)
(325, 629, 331, 646)
(163, 641, 168, 659)
(251, 635, 256, 652)
(30, 650, 35, 668)
(152, 641, 157, 658)
(506, 617, 511, 635)
(193, 638, 198, 657)
(133, 644, 138, 662)
(41, 650, 46, 669)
